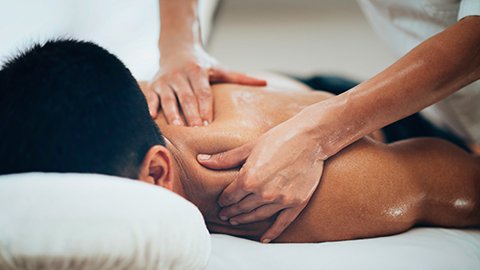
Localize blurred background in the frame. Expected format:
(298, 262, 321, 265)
(0, 0, 396, 81)
(208, 0, 396, 81)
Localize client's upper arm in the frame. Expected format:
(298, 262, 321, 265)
(276, 138, 479, 243)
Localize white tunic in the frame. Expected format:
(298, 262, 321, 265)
(358, 0, 480, 144)
(0, 0, 217, 81)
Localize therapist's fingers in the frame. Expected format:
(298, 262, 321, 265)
(189, 67, 213, 124)
(144, 87, 160, 118)
(218, 161, 263, 207)
(197, 140, 255, 170)
(210, 68, 267, 86)
(218, 193, 273, 221)
(156, 82, 185, 126)
(260, 204, 307, 243)
(217, 172, 252, 207)
(170, 75, 203, 127)
(228, 203, 283, 225)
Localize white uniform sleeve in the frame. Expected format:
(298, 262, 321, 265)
(458, 0, 480, 20)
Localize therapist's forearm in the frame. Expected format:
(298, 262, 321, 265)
(159, 0, 202, 55)
(303, 16, 480, 158)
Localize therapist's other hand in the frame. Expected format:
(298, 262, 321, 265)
(197, 114, 324, 242)
(147, 46, 266, 125)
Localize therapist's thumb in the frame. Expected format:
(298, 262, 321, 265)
(197, 142, 254, 170)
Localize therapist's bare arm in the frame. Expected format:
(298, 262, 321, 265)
(148, 0, 266, 125)
(309, 16, 480, 158)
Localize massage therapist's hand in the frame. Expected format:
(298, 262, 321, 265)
(197, 111, 325, 243)
(147, 46, 266, 125)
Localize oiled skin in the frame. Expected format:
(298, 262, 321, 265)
(144, 75, 480, 243)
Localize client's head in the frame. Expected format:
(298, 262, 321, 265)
(0, 39, 179, 190)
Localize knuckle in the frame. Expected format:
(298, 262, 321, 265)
(198, 88, 212, 100)
(291, 196, 304, 205)
(234, 204, 245, 213)
(187, 63, 202, 73)
(171, 70, 184, 79)
(177, 92, 194, 102)
(152, 83, 166, 93)
(144, 89, 155, 99)
(281, 194, 301, 205)
(155, 74, 167, 83)
(240, 179, 255, 192)
(184, 94, 196, 104)
(260, 191, 275, 202)
(252, 209, 263, 219)
(281, 194, 292, 204)
(160, 94, 175, 103)
(240, 169, 255, 181)
(222, 195, 233, 205)
(161, 73, 174, 82)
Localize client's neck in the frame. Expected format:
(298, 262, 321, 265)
(163, 139, 189, 199)
(163, 137, 232, 223)
(164, 139, 214, 216)
(159, 135, 271, 239)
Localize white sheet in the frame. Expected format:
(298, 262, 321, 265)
(207, 228, 480, 270)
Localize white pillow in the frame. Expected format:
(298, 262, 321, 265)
(0, 172, 211, 270)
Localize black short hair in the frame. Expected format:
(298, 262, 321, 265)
(0, 39, 165, 178)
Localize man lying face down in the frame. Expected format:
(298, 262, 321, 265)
(0, 40, 479, 243)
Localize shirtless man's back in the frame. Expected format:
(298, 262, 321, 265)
(147, 74, 479, 243)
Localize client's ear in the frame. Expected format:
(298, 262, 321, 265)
(138, 145, 175, 190)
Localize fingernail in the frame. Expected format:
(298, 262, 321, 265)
(197, 154, 211, 160)
(203, 120, 209, 126)
(172, 119, 181, 126)
(262, 238, 271, 244)
(230, 220, 239, 226)
(220, 215, 228, 221)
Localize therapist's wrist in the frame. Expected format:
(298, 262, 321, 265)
(295, 96, 356, 159)
(159, 37, 202, 55)
(159, 18, 202, 53)
(159, 43, 207, 67)
(292, 107, 336, 160)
